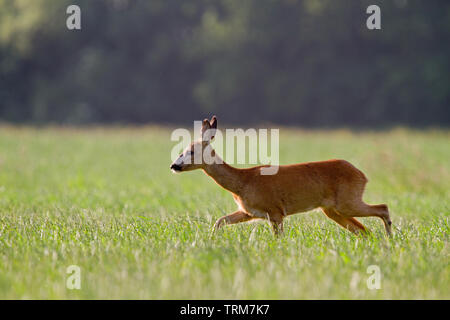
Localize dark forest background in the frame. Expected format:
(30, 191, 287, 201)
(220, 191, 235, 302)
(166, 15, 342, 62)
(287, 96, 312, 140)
(0, 0, 449, 127)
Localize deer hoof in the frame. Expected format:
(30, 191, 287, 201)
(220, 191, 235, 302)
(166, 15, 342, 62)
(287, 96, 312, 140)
(213, 217, 226, 231)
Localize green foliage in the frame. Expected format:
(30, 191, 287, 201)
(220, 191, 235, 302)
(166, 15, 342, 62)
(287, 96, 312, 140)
(0, 127, 448, 298)
(0, 0, 449, 126)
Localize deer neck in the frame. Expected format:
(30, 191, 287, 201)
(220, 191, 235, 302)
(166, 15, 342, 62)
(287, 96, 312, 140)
(202, 156, 244, 195)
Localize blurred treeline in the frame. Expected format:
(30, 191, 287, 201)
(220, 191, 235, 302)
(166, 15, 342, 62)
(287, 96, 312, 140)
(0, 0, 449, 127)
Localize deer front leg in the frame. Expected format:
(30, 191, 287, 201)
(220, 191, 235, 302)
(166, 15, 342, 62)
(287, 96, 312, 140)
(269, 212, 284, 236)
(213, 210, 254, 232)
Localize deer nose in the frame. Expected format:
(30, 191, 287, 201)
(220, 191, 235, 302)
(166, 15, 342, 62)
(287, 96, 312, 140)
(170, 164, 182, 171)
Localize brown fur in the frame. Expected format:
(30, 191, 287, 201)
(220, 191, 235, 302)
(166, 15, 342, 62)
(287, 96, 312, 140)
(171, 116, 392, 236)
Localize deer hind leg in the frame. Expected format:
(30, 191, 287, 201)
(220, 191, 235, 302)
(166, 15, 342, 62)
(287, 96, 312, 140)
(335, 181, 392, 237)
(372, 204, 392, 236)
(213, 210, 254, 232)
(321, 207, 369, 235)
(337, 202, 392, 237)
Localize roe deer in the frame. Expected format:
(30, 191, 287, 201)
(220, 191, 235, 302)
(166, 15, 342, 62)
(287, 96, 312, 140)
(170, 116, 392, 236)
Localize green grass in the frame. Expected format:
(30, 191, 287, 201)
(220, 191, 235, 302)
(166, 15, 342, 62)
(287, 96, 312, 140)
(0, 126, 448, 299)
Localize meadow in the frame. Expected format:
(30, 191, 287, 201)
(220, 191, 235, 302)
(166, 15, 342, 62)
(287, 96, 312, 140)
(0, 126, 448, 299)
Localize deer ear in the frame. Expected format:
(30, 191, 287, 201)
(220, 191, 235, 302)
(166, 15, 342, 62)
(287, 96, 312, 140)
(201, 118, 210, 133)
(201, 117, 217, 142)
(206, 116, 217, 141)
(201, 118, 212, 141)
(209, 116, 217, 130)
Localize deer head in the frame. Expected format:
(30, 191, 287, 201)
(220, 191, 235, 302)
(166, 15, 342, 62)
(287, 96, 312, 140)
(170, 116, 218, 173)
